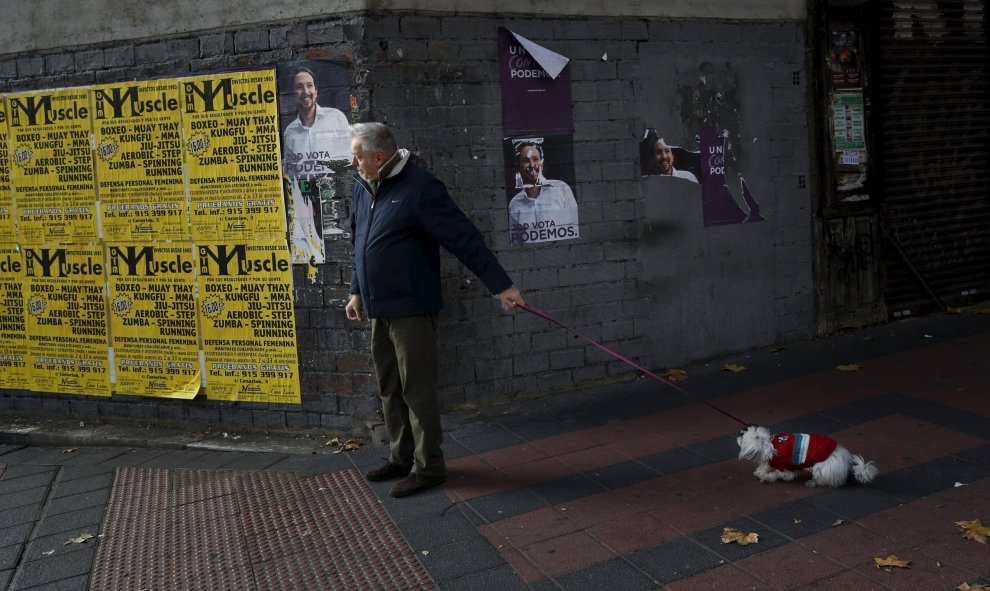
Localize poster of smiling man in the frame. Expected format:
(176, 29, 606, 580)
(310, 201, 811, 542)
(277, 59, 351, 264)
(504, 135, 579, 245)
(498, 27, 579, 246)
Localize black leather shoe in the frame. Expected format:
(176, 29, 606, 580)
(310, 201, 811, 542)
(365, 461, 412, 482)
(389, 473, 446, 498)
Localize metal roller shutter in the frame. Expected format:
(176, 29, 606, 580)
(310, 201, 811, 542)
(874, 0, 990, 316)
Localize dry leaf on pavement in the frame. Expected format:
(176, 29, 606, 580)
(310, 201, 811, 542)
(959, 583, 989, 590)
(665, 369, 688, 381)
(721, 527, 759, 545)
(64, 533, 94, 545)
(61, 448, 76, 453)
(956, 519, 989, 544)
(332, 439, 362, 454)
(722, 364, 746, 373)
(836, 363, 862, 371)
(874, 555, 910, 569)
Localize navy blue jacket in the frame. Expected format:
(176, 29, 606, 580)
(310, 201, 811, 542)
(349, 157, 512, 319)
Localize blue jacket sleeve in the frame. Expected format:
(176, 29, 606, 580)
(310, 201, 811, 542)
(416, 177, 513, 295)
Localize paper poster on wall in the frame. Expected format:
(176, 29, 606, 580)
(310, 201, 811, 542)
(7, 88, 98, 244)
(639, 128, 700, 182)
(832, 92, 866, 151)
(24, 245, 110, 396)
(93, 80, 189, 242)
(197, 241, 299, 404)
(830, 28, 862, 90)
(503, 135, 579, 245)
(182, 70, 285, 242)
(497, 27, 579, 246)
(277, 58, 352, 265)
(0, 245, 29, 390)
(699, 127, 765, 227)
(107, 243, 200, 398)
(0, 96, 14, 243)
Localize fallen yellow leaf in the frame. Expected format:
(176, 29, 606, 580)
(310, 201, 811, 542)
(957, 519, 989, 544)
(61, 448, 76, 453)
(721, 527, 759, 545)
(722, 363, 746, 373)
(64, 533, 94, 545)
(959, 583, 989, 590)
(837, 363, 862, 371)
(874, 555, 910, 569)
(665, 369, 688, 382)
(971, 307, 990, 314)
(946, 307, 962, 314)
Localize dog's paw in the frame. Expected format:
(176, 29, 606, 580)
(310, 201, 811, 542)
(778, 471, 798, 481)
(805, 480, 819, 488)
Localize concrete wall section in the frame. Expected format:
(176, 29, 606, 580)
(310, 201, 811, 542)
(0, 11, 817, 430)
(3, 1, 805, 55)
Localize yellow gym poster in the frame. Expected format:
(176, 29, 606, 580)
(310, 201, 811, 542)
(197, 241, 299, 403)
(181, 70, 285, 242)
(93, 80, 188, 241)
(0, 97, 14, 243)
(107, 243, 200, 398)
(24, 244, 110, 396)
(7, 88, 98, 244)
(0, 245, 29, 390)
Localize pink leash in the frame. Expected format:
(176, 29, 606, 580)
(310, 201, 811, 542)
(519, 303, 750, 427)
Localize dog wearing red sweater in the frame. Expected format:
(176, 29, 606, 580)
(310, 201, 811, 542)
(736, 426, 879, 488)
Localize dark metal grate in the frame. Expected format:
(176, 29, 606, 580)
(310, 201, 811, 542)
(90, 467, 434, 590)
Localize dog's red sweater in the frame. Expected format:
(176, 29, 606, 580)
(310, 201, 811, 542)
(769, 433, 837, 470)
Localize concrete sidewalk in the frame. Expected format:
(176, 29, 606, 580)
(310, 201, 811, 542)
(1, 310, 989, 590)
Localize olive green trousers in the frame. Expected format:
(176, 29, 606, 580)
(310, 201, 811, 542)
(370, 315, 445, 478)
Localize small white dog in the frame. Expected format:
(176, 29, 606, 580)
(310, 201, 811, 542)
(736, 426, 879, 488)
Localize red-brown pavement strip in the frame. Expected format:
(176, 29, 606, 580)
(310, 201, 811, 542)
(90, 466, 434, 590)
(469, 414, 985, 584)
(444, 332, 985, 503)
(662, 563, 776, 590)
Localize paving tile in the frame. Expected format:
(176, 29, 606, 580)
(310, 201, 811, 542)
(791, 569, 892, 590)
(49, 472, 114, 500)
(12, 543, 95, 588)
(637, 446, 712, 475)
(585, 511, 679, 555)
(464, 487, 547, 523)
(34, 505, 105, 538)
(954, 444, 990, 468)
(418, 536, 505, 582)
(0, 569, 10, 589)
(212, 451, 290, 471)
(804, 486, 901, 521)
(527, 473, 606, 505)
(43, 488, 110, 517)
(852, 543, 979, 590)
(23, 526, 100, 562)
(0, 522, 33, 548)
(438, 564, 529, 591)
(626, 537, 726, 585)
(586, 459, 659, 490)
(553, 444, 631, 472)
(749, 499, 849, 540)
(0, 544, 20, 570)
(690, 516, 790, 562)
(452, 427, 526, 454)
(684, 434, 740, 462)
(798, 523, 899, 568)
(0, 486, 49, 512)
(519, 530, 617, 580)
(663, 562, 775, 590)
(475, 443, 550, 469)
(856, 502, 958, 547)
(551, 557, 656, 591)
(0, 503, 41, 529)
(0, 471, 55, 495)
(17, 573, 90, 590)
(476, 537, 546, 584)
(0, 465, 54, 480)
(485, 508, 579, 548)
(735, 543, 847, 589)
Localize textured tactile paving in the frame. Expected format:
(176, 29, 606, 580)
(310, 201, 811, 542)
(90, 467, 434, 590)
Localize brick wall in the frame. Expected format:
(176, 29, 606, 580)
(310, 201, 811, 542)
(0, 12, 815, 433)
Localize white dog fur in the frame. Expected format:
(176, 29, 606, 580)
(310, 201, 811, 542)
(736, 425, 879, 488)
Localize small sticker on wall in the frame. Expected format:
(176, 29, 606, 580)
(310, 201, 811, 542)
(841, 150, 861, 165)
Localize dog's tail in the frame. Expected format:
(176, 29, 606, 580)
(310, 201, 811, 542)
(851, 455, 879, 484)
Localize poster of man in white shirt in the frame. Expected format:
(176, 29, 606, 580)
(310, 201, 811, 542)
(278, 59, 351, 265)
(506, 137, 579, 246)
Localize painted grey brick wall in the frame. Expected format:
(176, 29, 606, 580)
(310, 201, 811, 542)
(0, 11, 816, 432)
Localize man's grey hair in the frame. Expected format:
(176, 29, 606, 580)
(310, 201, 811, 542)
(349, 122, 397, 155)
